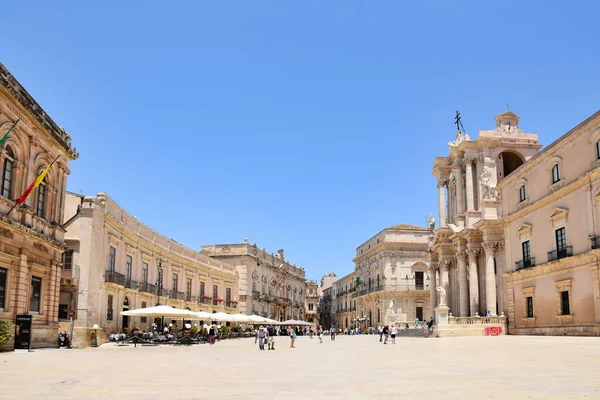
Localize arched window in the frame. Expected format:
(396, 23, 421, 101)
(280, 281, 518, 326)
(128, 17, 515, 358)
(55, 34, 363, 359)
(2, 147, 15, 199)
(596, 139, 600, 160)
(519, 185, 526, 202)
(36, 170, 47, 218)
(552, 164, 561, 184)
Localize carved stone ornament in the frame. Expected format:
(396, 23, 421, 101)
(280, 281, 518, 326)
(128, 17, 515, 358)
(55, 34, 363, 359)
(494, 120, 524, 137)
(261, 275, 267, 284)
(456, 251, 467, 261)
(33, 242, 48, 252)
(448, 130, 469, 149)
(482, 241, 497, 255)
(252, 271, 258, 281)
(480, 166, 493, 199)
(437, 178, 448, 188)
(221, 246, 231, 253)
(465, 248, 481, 259)
(0, 227, 13, 238)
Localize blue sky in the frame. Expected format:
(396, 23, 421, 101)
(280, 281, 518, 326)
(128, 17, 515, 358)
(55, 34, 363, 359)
(2, 1, 599, 281)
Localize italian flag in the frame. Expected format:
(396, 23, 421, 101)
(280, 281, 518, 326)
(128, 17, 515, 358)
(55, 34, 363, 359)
(16, 155, 60, 204)
(355, 276, 362, 288)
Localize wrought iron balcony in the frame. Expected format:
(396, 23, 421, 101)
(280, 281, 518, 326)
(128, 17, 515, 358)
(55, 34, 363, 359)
(548, 246, 573, 262)
(591, 236, 600, 250)
(185, 293, 192, 302)
(226, 300, 237, 308)
(105, 270, 125, 286)
(124, 278, 138, 290)
(351, 283, 430, 298)
(515, 258, 536, 271)
(138, 282, 157, 294)
(176, 291, 186, 300)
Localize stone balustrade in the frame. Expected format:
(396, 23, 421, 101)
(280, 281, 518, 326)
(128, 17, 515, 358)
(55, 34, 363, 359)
(434, 313, 507, 337)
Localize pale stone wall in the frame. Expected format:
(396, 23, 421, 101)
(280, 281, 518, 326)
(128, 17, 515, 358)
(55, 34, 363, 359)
(63, 193, 239, 347)
(0, 63, 77, 349)
(500, 110, 600, 336)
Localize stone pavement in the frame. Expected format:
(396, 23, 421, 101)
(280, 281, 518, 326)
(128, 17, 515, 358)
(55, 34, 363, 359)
(1, 335, 599, 399)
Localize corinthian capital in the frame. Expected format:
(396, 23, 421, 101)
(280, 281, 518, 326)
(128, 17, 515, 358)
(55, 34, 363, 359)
(465, 248, 481, 259)
(440, 259, 454, 271)
(437, 177, 448, 188)
(482, 241, 496, 255)
(452, 158, 464, 169)
(456, 251, 467, 261)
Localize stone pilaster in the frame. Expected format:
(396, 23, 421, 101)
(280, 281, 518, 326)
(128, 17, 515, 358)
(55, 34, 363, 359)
(453, 159, 465, 216)
(465, 157, 475, 211)
(466, 248, 480, 316)
(457, 251, 468, 317)
(437, 178, 447, 226)
(482, 241, 497, 316)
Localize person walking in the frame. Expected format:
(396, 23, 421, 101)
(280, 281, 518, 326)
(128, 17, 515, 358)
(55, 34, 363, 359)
(382, 324, 389, 344)
(267, 325, 276, 350)
(390, 324, 397, 344)
(289, 328, 297, 348)
(330, 326, 336, 341)
(317, 325, 323, 343)
(258, 325, 266, 350)
(378, 325, 383, 342)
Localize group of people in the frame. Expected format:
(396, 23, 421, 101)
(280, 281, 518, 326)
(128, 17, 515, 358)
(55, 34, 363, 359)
(255, 325, 330, 350)
(377, 317, 436, 343)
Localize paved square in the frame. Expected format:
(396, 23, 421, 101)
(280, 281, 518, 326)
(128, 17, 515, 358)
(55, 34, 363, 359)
(1, 335, 599, 399)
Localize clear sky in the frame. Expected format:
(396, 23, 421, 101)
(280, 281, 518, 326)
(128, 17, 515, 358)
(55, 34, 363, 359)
(2, 1, 599, 281)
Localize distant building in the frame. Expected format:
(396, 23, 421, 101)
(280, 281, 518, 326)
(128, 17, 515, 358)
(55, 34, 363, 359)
(0, 63, 78, 349)
(62, 192, 238, 347)
(353, 224, 431, 327)
(202, 240, 306, 321)
(331, 272, 356, 329)
(305, 280, 319, 324)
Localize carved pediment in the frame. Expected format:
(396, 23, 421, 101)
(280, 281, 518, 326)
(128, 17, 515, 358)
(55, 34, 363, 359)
(517, 223, 533, 236)
(549, 207, 568, 222)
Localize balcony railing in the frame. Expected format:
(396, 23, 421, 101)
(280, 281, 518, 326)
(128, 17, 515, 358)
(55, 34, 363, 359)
(226, 300, 237, 308)
(105, 270, 125, 286)
(176, 291, 185, 300)
(591, 236, 600, 250)
(61, 264, 80, 280)
(515, 257, 536, 271)
(548, 246, 573, 262)
(186, 293, 192, 302)
(124, 278, 138, 290)
(138, 282, 157, 294)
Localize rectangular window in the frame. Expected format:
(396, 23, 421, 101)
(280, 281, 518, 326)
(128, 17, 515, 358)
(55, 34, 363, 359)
(142, 263, 148, 283)
(172, 273, 178, 291)
(36, 184, 46, 218)
(415, 271, 424, 290)
(416, 306, 424, 321)
(226, 287, 231, 302)
(521, 240, 531, 268)
(555, 227, 566, 251)
(552, 164, 560, 183)
(30, 276, 42, 313)
(109, 247, 116, 272)
(125, 255, 132, 280)
(0, 267, 6, 311)
(186, 278, 192, 296)
(2, 159, 13, 199)
(141, 301, 147, 323)
(200, 281, 205, 297)
(519, 185, 526, 202)
(58, 304, 68, 320)
(561, 291, 570, 315)
(213, 285, 218, 299)
(107, 294, 113, 321)
(308, 303, 314, 311)
(62, 250, 73, 270)
(526, 296, 534, 318)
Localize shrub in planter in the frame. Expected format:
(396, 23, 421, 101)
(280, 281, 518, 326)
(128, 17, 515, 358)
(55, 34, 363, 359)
(0, 321, 13, 348)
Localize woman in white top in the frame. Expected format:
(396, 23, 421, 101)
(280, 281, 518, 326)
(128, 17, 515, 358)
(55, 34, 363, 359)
(390, 324, 397, 344)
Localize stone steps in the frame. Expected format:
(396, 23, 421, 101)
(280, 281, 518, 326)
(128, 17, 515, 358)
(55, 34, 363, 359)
(395, 328, 431, 338)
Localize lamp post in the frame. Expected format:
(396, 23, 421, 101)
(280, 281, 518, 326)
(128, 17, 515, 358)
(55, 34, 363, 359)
(156, 261, 164, 328)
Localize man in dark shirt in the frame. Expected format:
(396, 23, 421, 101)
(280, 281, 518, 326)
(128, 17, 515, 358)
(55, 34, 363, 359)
(267, 326, 276, 350)
(382, 325, 389, 344)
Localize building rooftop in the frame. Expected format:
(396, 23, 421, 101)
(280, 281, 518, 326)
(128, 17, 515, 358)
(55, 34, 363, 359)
(387, 223, 429, 232)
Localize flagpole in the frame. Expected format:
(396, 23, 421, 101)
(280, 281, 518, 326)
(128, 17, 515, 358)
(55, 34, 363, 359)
(5, 154, 61, 217)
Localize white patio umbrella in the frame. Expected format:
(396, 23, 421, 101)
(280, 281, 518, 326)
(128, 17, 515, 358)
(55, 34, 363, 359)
(196, 311, 214, 320)
(280, 319, 315, 326)
(208, 312, 236, 322)
(230, 314, 251, 323)
(246, 314, 270, 324)
(121, 305, 198, 319)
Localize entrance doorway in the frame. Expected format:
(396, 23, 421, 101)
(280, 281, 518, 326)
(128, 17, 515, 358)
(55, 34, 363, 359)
(416, 306, 424, 321)
(122, 296, 130, 330)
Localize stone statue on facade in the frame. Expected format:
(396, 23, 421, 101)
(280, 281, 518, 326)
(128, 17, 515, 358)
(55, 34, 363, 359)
(479, 166, 493, 199)
(426, 213, 436, 233)
(436, 286, 446, 306)
(448, 130, 465, 148)
(388, 300, 395, 314)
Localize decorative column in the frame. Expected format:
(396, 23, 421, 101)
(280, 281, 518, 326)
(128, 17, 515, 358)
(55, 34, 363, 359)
(466, 248, 480, 316)
(453, 159, 465, 215)
(428, 264, 437, 317)
(465, 157, 475, 211)
(482, 242, 497, 316)
(457, 251, 469, 317)
(437, 178, 447, 226)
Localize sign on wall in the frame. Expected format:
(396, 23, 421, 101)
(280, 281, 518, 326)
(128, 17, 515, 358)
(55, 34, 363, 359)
(14, 314, 32, 350)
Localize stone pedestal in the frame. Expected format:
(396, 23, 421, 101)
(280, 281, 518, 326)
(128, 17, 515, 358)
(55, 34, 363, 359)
(435, 305, 450, 325)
